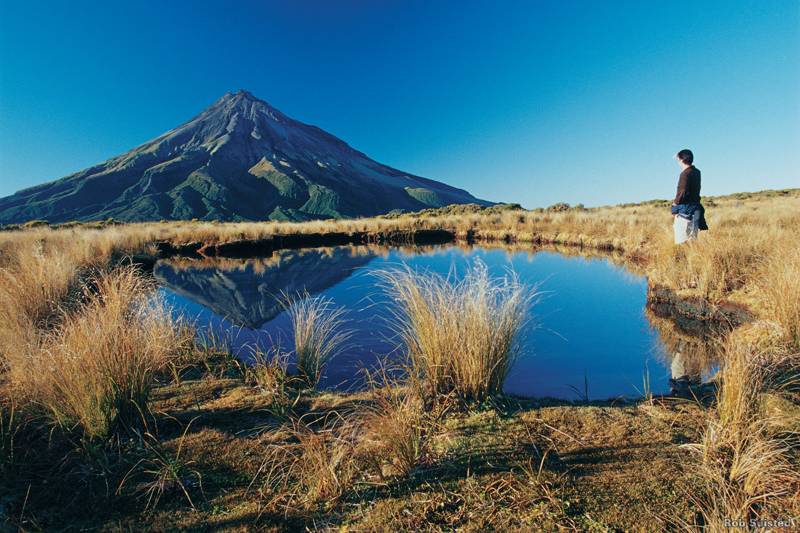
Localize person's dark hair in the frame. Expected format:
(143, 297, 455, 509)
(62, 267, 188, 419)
(676, 149, 694, 165)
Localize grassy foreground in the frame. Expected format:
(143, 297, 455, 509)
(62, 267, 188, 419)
(1, 189, 798, 531)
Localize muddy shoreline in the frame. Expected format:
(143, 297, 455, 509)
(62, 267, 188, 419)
(646, 284, 752, 333)
(155, 228, 459, 259)
(153, 226, 625, 260)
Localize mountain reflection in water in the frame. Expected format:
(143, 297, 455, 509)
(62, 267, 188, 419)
(155, 247, 377, 329)
(155, 245, 722, 399)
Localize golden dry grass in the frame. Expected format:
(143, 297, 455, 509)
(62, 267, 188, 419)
(255, 421, 360, 512)
(356, 367, 444, 480)
(2, 268, 189, 440)
(283, 291, 352, 387)
(685, 331, 800, 530)
(377, 261, 532, 403)
(755, 246, 800, 352)
(0, 188, 798, 529)
(3, 189, 796, 311)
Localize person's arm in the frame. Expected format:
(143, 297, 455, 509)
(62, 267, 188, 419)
(674, 171, 687, 205)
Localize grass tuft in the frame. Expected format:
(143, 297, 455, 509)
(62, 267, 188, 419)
(4, 268, 190, 440)
(0, 397, 21, 476)
(244, 348, 300, 419)
(378, 260, 533, 403)
(756, 247, 800, 351)
(118, 421, 204, 511)
(283, 291, 352, 388)
(684, 334, 800, 529)
(255, 422, 358, 512)
(358, 368, 445, 479)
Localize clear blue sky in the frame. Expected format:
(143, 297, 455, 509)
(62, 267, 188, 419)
(1, 0, 798, 207)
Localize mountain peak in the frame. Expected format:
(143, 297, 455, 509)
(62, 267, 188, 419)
(215, 89, 262, 107)
(0, 93, 489, 224)
(225, 89, 258, 103)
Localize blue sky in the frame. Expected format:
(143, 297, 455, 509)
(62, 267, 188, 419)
(0, 0, 798, 207)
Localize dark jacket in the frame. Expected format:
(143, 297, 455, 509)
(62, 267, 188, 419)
(672, 165, 708, 230)
(674, 166, 701, 205)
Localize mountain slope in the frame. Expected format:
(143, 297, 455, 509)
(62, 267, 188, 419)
(0, 90, 489, 224)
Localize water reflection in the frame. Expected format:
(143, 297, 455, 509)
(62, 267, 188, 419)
(156, 244, 723, 400)
(645, 303, 725, 397)
(154, 247, 377, 328)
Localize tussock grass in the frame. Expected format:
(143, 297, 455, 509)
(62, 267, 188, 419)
(118, 422, 204, 511)
(243, 348, 290, 393)
(4, 268, 190, 440)
(756, 246, 800, 351)
(378, 261, 533, 403)
(243, 348, 299, 419)
(360, 393, 430, 478)
(255, 422, 359, 511)
(0, 189, 798, 527)
(0, 243, 80, 363)
(358, 368, 444, 479)
(684, 333, 800, 530)
(283, 291, 352, 387)
(254, 385, 441, 513)
(0, 241, 77, 322)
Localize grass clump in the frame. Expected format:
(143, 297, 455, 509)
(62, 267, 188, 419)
(756, 246, 800, 351)
(5, 268, 189, 441)
(685, 334, 800, 530)
(0, 241, 81, 356)
(378, 260, 533, 403)
(243, 348, 290, 393)
(359, 382, 438, 479)
(255, 422, 359, 512)
(244, 348, 299, 419)
(118, 422, 204, 512)
(283, 291, 351, 387)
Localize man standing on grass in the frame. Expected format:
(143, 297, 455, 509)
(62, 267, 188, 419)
(671, 149, 708, 244)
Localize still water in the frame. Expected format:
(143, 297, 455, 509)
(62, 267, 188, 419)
(155, 245, 714, 400)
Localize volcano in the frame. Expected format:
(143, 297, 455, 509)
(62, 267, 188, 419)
(0, 90, 488, 224)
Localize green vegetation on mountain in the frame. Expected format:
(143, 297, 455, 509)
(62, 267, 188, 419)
(0, 91, 488, 224)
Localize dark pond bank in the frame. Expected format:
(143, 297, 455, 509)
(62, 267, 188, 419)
(155, 244, 719, 400)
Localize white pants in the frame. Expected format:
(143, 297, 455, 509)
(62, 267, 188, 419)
(673, 215, 698, 244)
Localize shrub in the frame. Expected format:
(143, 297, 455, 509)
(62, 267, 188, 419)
(22, 220, 49, 228)
(545, 202, 570, 212)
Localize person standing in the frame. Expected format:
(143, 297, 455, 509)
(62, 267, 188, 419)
(671, 149, 707, 244)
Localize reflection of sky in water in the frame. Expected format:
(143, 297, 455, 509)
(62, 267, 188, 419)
(158, 246, 690, 400)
